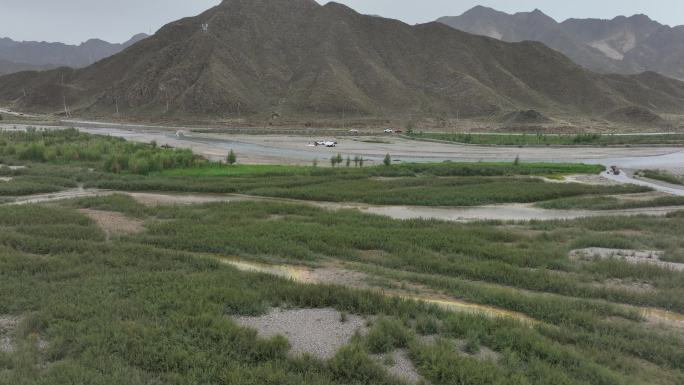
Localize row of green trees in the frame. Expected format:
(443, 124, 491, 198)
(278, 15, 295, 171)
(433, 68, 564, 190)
(327, 154, 390, 168)
(328, 154, 368, 168)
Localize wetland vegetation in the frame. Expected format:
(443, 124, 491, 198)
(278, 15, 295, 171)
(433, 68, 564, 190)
(1, 194, 684, 384)
(1, 129, 683, 384)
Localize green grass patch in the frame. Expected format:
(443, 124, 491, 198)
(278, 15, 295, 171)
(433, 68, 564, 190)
(0, 175, 77, 196)
(89, 172, 644, 207)
(159, 161, 604, 178)
(0, 127, 204, 175)
(158, 164, 314, 177)
(410, 132, 684, 146)
(637, 170, 684, 186)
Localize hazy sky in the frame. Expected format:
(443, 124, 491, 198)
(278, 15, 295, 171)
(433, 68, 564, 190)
(2, 0, 683, 44)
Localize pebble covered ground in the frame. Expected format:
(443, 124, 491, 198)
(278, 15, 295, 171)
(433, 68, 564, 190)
(0, 316, 20, 353)
(234, 308, 367, 359)
(377, 349, 423, 384)
(570, 248, 684, 271)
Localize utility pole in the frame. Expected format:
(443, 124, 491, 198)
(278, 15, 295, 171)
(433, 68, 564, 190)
(60, 72, 69, 117)
(159, 84, 169, 113)
(342, 108, 346, 130)
(63, 96, 70, 118)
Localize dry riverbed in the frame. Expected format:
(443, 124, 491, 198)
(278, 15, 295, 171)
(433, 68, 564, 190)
(0, 316, 19, 354)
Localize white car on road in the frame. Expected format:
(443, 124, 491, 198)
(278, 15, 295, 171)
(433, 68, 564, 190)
(314, 140, 337, 147)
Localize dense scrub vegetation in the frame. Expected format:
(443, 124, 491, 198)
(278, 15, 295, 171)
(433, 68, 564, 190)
(409, 132, 684, 146)
(1, 129, 683, 383)
(85, 170, 650, 207)
(0, 128, 202, 174)
(1, 197, 683, 384)
(124, 199, 684, 314)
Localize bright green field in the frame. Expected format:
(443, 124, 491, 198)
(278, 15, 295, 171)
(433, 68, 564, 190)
(159, 164, 314, 177)
(157, 162, 605, 178)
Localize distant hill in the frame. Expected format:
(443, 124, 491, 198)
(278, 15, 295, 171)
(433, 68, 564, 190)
(0, 33, 148, 74)
(1, 0, 684, 121)
(438, 6, 684, 80)
(0, 59, 54, 75)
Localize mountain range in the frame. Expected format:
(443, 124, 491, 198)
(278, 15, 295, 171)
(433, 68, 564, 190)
(0, 0, 684, 122)
(0, 34, 149, 75)
(438, 6, 684, 80)
(0, 59, 53, 76)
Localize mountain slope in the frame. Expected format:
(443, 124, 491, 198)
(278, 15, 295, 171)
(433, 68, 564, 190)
(438, 7, 684, 80)
(561, 14, 662, 60)
(437, 7, 630, 74)
(0, 33, 148, 74)
(0, 59, 54, 75)
(623, 26, 684, 80)
(1, 0, 684, 120)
